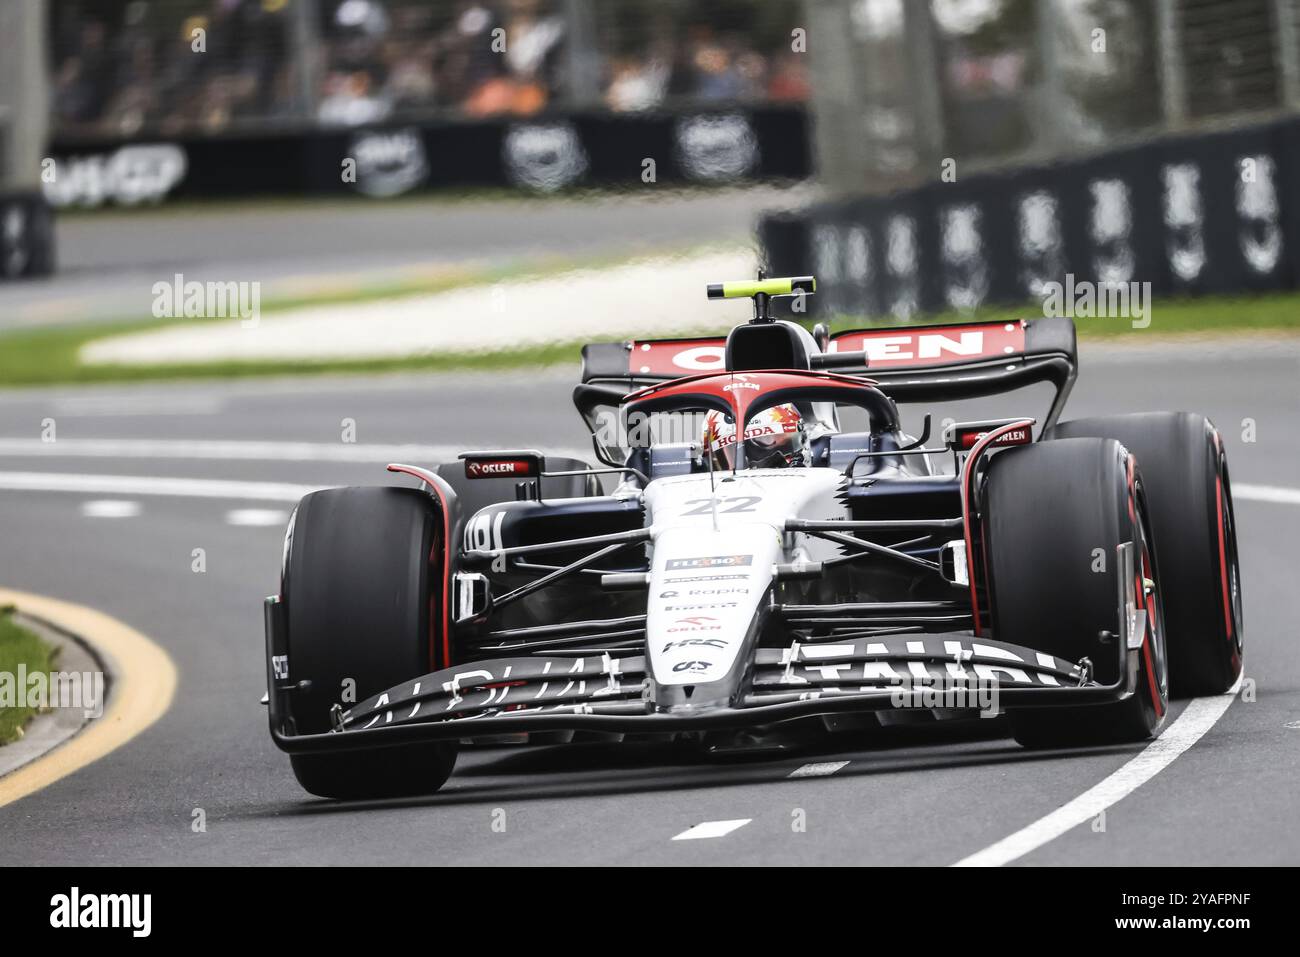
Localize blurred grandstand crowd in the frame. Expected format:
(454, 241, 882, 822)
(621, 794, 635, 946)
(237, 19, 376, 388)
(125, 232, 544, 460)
(51, 0, 810, 137)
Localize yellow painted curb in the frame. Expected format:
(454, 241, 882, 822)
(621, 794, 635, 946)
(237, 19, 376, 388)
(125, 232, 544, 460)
(0, 587, 177, 810)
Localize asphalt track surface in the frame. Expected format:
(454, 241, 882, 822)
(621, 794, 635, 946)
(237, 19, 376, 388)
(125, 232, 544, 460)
(0, 339, 1296, 865)
(0, 187, 790, 330)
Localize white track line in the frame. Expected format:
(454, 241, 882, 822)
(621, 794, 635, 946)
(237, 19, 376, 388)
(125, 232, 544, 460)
(80, 499, 142, 518)
(672, 819, 752, 841)
(0, 441, 1295, 502)
(0, 471, 318, 502)
(1233, 483, 1300, 506)
(0, 458, 611, 503)
(788, 761, 849, 778)
(951, 675, 1244, 867)
(0, 441, 1291, 497)
(225, 508, 290, 527)
(51, 396, 225, 417)
(0, 437, 593, 464)
(0, 438, 466, 463)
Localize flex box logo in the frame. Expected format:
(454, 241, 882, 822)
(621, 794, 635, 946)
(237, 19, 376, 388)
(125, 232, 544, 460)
(664, 554, 753, 571)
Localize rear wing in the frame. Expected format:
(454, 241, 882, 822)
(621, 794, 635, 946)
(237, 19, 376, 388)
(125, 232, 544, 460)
(579, 316, 1077, 431)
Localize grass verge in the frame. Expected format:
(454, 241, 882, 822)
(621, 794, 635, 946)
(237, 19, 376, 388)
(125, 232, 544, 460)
(0, 242, 747, 387)
(823, 292, 1300, 339)
(2, 290, 1298, 389)
(0, 606, 58, 746)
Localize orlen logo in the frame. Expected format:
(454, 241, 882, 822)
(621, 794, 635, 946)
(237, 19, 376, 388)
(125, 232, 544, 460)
(673, 345, 725, 371)
(628, 340, 725, 375)
(667, 615, 722, 633)
(723, 378, 760, 392)
(465, 459, 536, 479)
(955, 427, 1031, 449)
(832, 322, 1024, 369)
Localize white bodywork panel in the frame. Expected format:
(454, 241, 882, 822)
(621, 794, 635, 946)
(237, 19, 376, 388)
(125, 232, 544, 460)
(643, 467, 849, 688)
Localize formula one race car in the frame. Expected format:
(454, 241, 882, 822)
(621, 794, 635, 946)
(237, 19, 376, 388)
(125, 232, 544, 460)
(263, 274, 1244, 799)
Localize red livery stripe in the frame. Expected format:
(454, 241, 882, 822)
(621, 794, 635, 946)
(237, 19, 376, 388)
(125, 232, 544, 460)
(830, 321, 1026, 370)
(627, 338, 727, 376)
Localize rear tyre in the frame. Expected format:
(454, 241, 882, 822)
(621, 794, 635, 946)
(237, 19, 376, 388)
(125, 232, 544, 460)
(282, 486, 456, 799)
(1046, 413, 1243, 696)
(982, 438, 1169, 748)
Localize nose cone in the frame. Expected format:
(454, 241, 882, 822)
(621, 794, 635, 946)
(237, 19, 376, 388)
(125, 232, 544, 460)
(644, 525, 779, 711)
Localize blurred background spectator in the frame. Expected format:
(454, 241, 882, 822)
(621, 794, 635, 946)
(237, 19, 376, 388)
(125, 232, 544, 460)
(49, 0, 808, 137)
(49, 0, 1291, 192)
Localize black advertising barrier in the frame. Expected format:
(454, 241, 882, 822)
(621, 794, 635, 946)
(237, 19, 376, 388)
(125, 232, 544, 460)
(0, 106, 807, 281)
(760, 117, 1299, 319)
(0, 190, 55, 279)
(43, 105, 811, 206)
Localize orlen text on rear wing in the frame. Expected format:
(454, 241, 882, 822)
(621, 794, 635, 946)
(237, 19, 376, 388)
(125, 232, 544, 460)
(576, 335, 732, 467)
(579, 316, 1078, 432)
(828, 316, 1077, 429)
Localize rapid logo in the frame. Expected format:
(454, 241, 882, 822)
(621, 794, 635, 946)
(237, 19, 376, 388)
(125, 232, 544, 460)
(664, 554, 753, 571)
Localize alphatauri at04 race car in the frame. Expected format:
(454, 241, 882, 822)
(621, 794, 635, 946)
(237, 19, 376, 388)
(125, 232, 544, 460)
(264, 275, 1244, 799)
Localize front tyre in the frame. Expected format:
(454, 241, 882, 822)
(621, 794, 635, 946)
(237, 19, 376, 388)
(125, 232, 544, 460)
(1046, 413, 1243, 696)
(983, 438, 1169, 748)
(282, 486, 456, 799)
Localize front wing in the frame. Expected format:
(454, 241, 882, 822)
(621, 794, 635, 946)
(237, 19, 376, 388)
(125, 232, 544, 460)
(265, 598, 1141, 754)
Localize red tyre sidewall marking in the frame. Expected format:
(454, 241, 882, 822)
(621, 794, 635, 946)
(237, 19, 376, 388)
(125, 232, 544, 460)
(1209, 430, 1232, 641)
(387, 465, 455, 671)
(432, 490, 454, 670)
(1139, 544, 1164, 719)
(1208, 431, 1235, 636)
(1215, 474, 1232, 637)
(1129, 454, 1164, 718)
(960, 419, 1034, 637)
(1215, 483, 1234, 650)
(428, 539, 441, 671)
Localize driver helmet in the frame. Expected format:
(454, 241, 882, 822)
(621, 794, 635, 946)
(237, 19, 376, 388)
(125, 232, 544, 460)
(702, 403, 808, 469)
